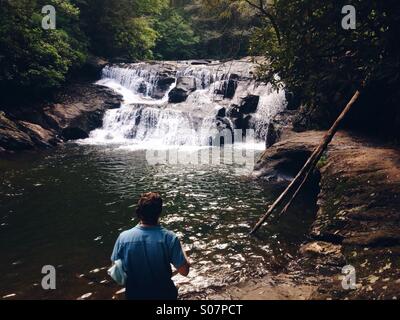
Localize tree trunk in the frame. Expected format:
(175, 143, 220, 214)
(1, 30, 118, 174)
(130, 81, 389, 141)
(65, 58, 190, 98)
(249, 89, 361, 235)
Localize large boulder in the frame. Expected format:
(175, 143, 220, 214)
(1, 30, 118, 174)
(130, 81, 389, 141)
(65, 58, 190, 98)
(168, 76, 196, 103)
(216, 107, 226, 117)
(43, 84, 122, 141)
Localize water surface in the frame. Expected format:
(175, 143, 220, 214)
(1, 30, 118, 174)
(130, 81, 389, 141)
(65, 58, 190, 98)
(0, 144, 316, 299)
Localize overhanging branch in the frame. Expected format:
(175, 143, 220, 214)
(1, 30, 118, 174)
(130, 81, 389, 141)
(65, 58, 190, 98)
(244, 0, 281, 46)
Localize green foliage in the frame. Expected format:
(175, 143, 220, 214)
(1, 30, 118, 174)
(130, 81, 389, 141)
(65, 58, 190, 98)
(154, 7, 200, 60)
(192, 0, 257, 58)
(75, 0, 168, 60)
(0, 0, 267, 98)
(251, 1, 400, 120)
(0, 0, 87, 94)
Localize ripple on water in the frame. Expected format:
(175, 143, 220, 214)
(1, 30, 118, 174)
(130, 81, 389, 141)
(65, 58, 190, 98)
(0, 144, 317, 298)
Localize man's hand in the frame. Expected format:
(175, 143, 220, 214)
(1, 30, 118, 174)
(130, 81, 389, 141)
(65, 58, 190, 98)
(177, 261, 190, 277)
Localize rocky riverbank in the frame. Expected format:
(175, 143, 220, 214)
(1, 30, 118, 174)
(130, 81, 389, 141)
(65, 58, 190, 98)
(223, 129, 400, 300)
(0, 82, 122, 153)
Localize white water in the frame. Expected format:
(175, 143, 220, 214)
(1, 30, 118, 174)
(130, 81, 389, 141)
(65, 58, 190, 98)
(81, 61, 287, 149)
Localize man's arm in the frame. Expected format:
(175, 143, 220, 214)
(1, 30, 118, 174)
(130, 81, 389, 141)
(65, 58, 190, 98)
(171, 238, 191, 277)
(177, 250, 191, 276)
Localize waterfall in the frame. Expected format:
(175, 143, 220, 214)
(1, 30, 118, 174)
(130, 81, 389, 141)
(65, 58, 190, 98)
(82, 60, 287, 148)
(102, 65, 160, 98)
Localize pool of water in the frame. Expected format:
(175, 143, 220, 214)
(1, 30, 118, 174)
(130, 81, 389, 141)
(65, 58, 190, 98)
(0, 144, 317, 299)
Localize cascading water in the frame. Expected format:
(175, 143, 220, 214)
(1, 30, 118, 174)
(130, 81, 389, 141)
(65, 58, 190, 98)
(82, 59, 287, 148)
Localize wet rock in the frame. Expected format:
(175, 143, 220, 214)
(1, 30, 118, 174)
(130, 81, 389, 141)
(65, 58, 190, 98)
(253, 135, 316, 180)
(0, 112, 35, 151)
(168, 76, 197, 103)
(215, 117, 233, 132)
(217, 107, 226, 118)
(207, 117, 233, 146)
(265, 122, 279, 148)
(191, 60, 211, 65)
(152, 76, 175, 99)
(17, 121, 58, 148)
(215, 74, 239, 99)
(43, 84, 122, 141)
(0, 83, 123, 151)
(233, 115, 252, 130)
(227, 105, 241, 118)
(226, 94, 261, 131)
(61, 127, 89, 140)
(343, 230, 400, 247)
(239, 95, 259, 114)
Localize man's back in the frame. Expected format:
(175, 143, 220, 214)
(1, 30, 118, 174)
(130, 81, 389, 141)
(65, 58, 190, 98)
(111, 225, 186, 300)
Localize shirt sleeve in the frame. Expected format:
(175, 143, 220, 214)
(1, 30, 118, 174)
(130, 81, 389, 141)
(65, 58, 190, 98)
(111, 235, 122, 262)
(170, 236, 186, 269)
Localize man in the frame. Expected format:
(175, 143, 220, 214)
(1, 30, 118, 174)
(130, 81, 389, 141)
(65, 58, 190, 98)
(111, 192, 190, 300)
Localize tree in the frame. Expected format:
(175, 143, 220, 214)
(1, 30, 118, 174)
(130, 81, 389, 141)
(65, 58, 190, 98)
(0, 0, 87, 96)
(75, 0, 168, 60)
(251, 0, 400, 136)
(190, 0, 257, 58)
(154, 7, 199, 60)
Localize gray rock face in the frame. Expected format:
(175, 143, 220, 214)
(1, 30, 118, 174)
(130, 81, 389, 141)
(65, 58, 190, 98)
(168, 76, 197, 103)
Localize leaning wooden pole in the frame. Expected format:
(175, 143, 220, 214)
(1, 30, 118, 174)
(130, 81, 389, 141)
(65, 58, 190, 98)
(249, 89, 362, 236)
